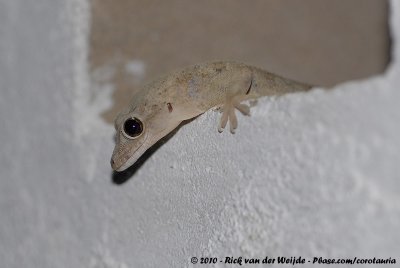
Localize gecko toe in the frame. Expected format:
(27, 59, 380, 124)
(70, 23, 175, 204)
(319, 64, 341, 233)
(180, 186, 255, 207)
(218, 106, 229, 133)
(235, 102, 250, 116)
(229, 107, 238, 134)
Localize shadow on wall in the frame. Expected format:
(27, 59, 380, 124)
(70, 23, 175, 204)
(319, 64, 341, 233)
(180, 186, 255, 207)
(112, 119, 193, 184)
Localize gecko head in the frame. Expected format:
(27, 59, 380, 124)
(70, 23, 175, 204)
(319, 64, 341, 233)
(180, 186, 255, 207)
(110, 102, 182, 172)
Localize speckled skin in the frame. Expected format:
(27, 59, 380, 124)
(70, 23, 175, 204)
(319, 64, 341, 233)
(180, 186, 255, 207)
(111, 61, 312, 171)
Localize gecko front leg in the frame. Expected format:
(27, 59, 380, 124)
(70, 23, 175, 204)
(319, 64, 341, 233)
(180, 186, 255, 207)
(218, 70, 253, 134)
(218, 95, 251, 133)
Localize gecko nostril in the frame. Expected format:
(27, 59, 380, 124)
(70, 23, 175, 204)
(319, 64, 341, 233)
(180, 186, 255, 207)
(110, 158, 115, 167)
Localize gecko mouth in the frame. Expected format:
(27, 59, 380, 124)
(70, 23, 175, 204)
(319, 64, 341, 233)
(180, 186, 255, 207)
(111, 139, 146, 171)
(113, 155, 140, 172)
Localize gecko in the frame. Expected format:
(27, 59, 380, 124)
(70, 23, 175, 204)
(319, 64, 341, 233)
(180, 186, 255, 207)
(111, 61, 312, 171)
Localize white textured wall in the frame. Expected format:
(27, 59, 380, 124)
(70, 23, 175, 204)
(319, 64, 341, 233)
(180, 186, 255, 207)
(1, 1, 399, 268)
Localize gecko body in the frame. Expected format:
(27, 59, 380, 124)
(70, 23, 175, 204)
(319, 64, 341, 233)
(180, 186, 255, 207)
(111, 61, 312, 171)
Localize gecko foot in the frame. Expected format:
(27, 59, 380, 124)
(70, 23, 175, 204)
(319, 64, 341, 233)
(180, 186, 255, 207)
(218, 100, 250, 134)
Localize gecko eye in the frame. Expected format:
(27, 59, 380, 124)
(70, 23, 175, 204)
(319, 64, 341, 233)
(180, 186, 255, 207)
(122, 117, 144, 139)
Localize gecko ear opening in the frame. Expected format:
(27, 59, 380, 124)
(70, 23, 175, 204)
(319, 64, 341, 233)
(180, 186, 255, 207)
(122, 117, 144, 139)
